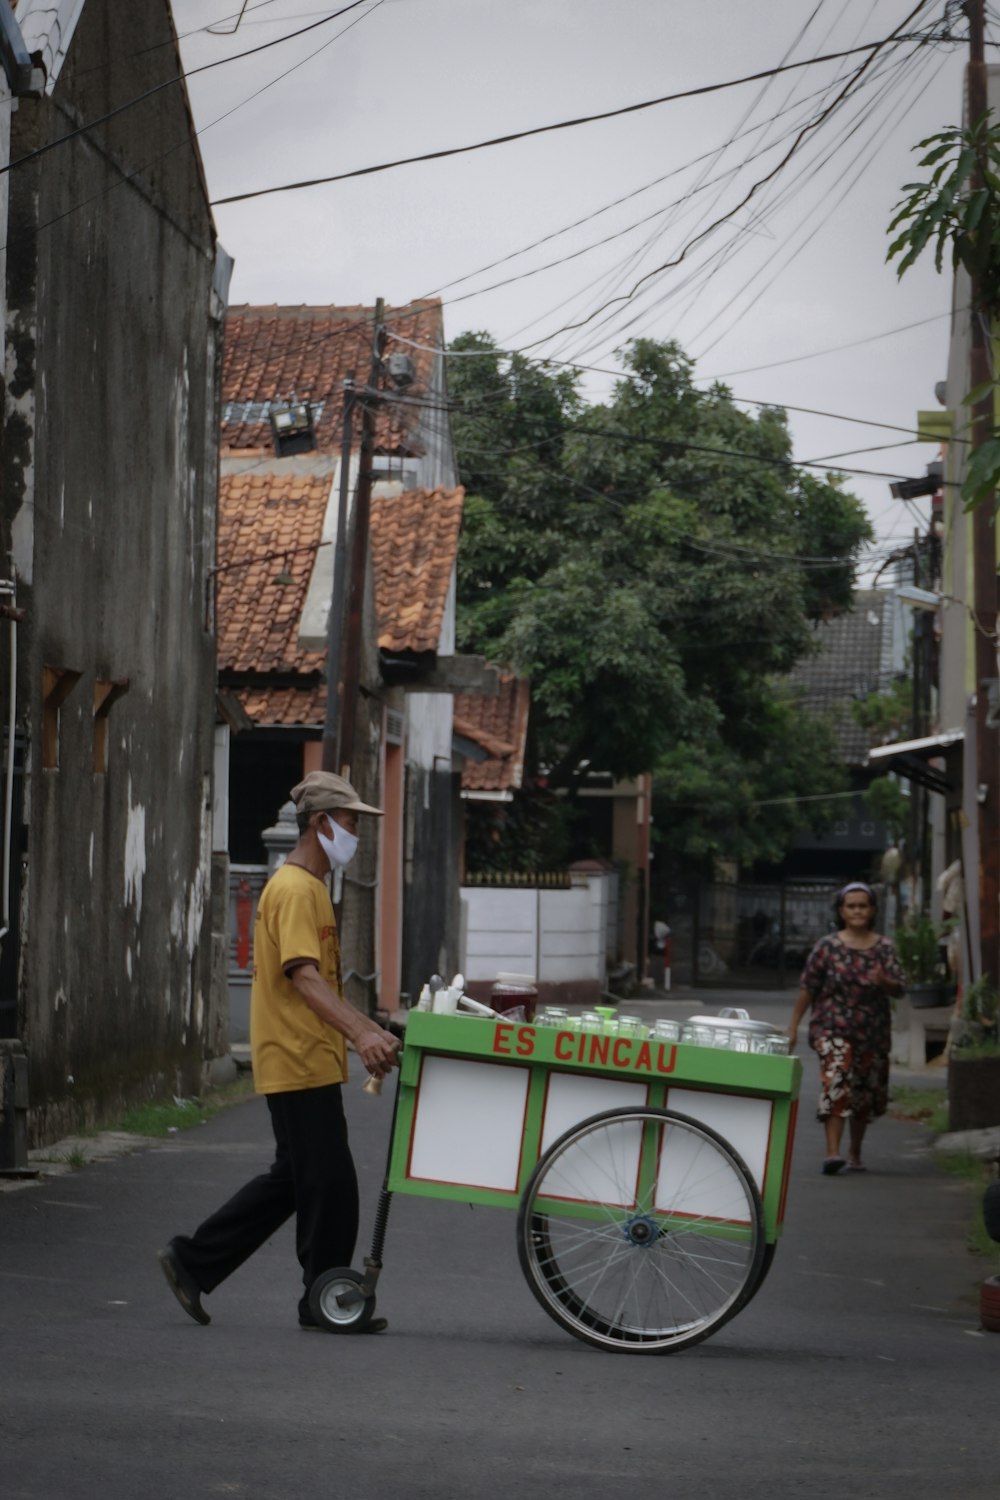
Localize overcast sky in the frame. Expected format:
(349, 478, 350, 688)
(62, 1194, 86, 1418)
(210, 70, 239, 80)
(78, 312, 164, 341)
(172, 0, 976, 575)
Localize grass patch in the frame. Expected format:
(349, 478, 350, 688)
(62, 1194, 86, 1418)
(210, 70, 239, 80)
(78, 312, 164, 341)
(888, 1083, 949, 1134)
(118, 1074, 256, 1137)
(937, 1152, 1000, 1261)
(888, 1086, 1000, 1257)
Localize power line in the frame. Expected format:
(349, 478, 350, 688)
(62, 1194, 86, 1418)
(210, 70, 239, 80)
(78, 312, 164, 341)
(0, 3, 384, 262)
(513, 1, 936, 357)
(0, 0, 372, 182)
(391, 328, 958, 446)
(698, 306, 960, 379)
(209, 35, 926, 206)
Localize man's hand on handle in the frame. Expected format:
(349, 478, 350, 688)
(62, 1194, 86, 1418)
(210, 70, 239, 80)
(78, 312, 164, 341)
(355, 1024, 400, 1080)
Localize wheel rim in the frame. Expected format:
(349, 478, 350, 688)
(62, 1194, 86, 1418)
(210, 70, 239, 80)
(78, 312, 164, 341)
(519, 1109, 764, 1351)
(316, 1274, 370, 1328)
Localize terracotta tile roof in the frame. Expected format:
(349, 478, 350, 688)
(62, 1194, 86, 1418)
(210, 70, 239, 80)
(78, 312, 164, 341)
(237, 682, 326, 727)
(221, 301, 443, 454)
(216, 470, 330, 675)
(371, 487, 464, 655)
(454, 672, 530, 794)
(218, 476, 464, 724)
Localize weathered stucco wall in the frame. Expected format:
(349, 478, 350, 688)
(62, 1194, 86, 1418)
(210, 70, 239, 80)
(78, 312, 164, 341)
(0, 2, 223, 1139)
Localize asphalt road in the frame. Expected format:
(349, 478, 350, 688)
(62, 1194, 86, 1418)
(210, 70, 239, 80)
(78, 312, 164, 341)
(2, 1001, 996, 1500)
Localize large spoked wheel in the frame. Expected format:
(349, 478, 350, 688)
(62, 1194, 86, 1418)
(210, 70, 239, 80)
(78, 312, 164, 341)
(517, 1108, 765, 1354)
(308, 1267, 376, 1334)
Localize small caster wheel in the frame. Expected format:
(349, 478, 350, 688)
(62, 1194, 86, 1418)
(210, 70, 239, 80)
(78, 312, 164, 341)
(308, 1267, 376, 1333)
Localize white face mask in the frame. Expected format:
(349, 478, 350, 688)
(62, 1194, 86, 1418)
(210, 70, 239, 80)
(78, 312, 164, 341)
(316, 815, 359, 870)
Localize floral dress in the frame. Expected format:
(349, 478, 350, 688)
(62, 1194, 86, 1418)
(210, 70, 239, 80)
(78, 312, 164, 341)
(799, 934, 903, 1123)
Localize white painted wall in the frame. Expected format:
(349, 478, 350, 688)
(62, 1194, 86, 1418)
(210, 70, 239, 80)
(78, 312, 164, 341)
(461, 870, 616, 985)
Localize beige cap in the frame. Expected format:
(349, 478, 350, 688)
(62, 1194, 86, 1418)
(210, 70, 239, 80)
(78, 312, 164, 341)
(290, 771, 384, 817)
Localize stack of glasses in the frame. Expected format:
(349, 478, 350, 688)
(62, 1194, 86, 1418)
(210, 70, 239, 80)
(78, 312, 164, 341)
(532, 1007, 789, 1054)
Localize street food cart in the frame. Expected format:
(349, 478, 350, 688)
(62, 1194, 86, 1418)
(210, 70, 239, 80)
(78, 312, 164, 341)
(310, 1009, 801, 1354)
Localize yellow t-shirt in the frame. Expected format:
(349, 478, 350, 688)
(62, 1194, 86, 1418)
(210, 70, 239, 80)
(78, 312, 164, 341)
(250, 862, 348, 1094)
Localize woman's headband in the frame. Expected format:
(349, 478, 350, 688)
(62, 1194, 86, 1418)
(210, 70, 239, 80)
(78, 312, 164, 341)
(837, 882, 874, 899)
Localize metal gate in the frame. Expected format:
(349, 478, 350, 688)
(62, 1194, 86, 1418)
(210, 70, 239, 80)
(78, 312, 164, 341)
(691, 881, 877, 989)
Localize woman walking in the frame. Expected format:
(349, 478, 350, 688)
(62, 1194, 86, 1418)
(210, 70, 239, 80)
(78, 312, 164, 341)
(788, 883, 905, 1174)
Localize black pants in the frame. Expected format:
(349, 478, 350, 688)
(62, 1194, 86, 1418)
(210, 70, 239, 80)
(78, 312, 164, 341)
(172, 1083, 359, 1313)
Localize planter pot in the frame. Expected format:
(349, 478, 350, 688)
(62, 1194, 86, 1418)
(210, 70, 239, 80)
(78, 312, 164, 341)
(948, 1053, 1000, 1131)
(908, 982, 951, 1009)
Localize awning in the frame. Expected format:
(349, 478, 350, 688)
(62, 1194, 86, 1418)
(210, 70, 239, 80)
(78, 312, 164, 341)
(866, 730, 963, 794)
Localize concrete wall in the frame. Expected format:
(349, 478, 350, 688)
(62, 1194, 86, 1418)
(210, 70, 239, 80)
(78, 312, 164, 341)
(0, 2, 223, 1138)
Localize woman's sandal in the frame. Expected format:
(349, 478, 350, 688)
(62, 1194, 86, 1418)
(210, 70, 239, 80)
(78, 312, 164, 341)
(821, 1156, 846, 1175)
(845, 1160, 867, 1173)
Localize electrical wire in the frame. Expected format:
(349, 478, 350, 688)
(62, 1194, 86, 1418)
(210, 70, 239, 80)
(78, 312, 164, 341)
(416, 61, 869, 308)
(698, 307, 960, 380)
(0, 2, 385, 262)
(551, 29, 932, 365)
(209, 35, 930, 206)
(509, 1, 936, 357)
(686, 35, 942, 359)
(0, 0, 373, 183)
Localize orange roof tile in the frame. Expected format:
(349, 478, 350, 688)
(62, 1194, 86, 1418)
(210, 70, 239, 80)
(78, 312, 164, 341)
(454, 672, 530, 794)
(237, 683, 326, 726)
(215, 470, 330, 675)
(221, 301, 443, 455)
(218, 476, 465, 723)
(371, 487, 464, 656)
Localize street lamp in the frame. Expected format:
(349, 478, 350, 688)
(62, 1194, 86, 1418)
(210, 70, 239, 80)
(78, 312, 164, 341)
(896, 584, 943, 611)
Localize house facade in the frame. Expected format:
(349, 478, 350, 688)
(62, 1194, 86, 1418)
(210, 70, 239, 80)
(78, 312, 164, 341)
(216, 301, 478, 1021)
(0, 1, 228, 1146)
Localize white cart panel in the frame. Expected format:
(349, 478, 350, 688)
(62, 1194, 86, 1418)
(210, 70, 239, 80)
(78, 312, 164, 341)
(408, 1055, 530, 1192)
(665, 1088, 773, 1192)
(537, 1073, 649, 1208)
(540, 1071, 649, 1156)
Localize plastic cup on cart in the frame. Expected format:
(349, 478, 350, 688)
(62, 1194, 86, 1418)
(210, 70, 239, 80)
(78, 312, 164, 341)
(766, 1034, 790, 1055)
(651, 1018, 681, 1041)
(682, 1023, 714, 1047)
(537, 1007, 569, 1028)
(617, 1015, 646, 1039)
(580, 1012, 603, 1033)
(710, 1027, 730, 1049)
(729, 1031, 751, 1053)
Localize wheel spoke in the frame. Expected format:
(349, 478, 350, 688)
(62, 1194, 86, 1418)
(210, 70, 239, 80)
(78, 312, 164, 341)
(518, 1109, 764, 1353)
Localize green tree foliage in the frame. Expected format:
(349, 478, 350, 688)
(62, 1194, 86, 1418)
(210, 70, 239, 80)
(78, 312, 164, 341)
(449, 332, 872, 874)
(887, 112, 1000, 508)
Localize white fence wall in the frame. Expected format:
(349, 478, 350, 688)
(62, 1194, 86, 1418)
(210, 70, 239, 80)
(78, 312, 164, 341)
(461, 870, 615, 987)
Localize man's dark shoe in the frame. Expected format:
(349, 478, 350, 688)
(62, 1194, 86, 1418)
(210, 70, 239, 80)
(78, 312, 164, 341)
(158, 1243, 210, 1326)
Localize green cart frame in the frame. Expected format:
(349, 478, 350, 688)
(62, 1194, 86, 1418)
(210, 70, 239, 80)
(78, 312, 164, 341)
(309, 1012, 802, 1354)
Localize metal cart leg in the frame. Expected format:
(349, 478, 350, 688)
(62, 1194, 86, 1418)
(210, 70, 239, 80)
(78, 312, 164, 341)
(308, 1067, 402, 1334)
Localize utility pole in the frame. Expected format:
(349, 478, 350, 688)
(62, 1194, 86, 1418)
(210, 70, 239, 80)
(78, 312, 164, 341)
(321, 372, 356, 773)
(966, 0, 1000, 987)
(336, 298, 387, 782)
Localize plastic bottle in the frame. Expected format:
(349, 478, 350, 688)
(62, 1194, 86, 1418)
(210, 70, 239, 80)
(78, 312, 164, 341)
(416, 983, 432, 1012)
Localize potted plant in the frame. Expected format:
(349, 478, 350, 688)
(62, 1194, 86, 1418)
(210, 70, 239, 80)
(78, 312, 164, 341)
(948, 976, 1000, 1131)
(894, 915, 951, 1007)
